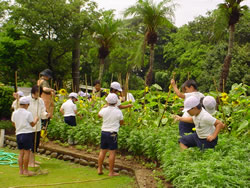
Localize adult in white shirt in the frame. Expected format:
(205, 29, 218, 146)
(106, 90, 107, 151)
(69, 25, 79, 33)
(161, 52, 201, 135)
(60, 92, 78, 126)
(98, 93, 124, 176)
(174, 96, 225, 150)
(11, 97, 38, 176)
(27, 85, 50, 167)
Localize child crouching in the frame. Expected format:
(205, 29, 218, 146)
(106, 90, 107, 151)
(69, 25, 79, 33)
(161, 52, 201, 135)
(97, 93, 124, 176)
(174, 96, 225, 150)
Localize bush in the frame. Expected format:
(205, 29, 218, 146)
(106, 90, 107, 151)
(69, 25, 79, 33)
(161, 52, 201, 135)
(0, 86, 14, 119)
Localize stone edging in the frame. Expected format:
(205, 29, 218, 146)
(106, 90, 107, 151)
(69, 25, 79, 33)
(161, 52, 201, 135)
(4, 135, 158, 188)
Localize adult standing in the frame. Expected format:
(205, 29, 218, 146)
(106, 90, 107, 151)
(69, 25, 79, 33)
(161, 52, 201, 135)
(37, 69, 54, 125)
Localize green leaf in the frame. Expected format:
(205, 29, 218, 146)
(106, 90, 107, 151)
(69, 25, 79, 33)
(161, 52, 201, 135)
(237, 120, 248, 132)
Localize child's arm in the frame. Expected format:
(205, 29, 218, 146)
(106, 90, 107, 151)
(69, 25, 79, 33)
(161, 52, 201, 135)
(60, 107, 64, 115)
(120, 120, 124, 125)
(30, 117, 39, 127)
(174, 115, 193, 123)
(207, 120, 225, 142)
(118, 104, 133, 109)
(171, 79, 185, 99)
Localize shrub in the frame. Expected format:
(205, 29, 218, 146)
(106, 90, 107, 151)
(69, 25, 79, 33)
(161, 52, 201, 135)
(0, 86, 14, 119)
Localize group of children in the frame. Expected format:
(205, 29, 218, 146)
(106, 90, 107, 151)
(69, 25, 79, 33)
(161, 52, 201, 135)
(11, 78, 224, 177)
(171, 79, 225, 150)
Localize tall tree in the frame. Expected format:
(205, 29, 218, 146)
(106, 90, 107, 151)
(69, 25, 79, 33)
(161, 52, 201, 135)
(216, 0, 248, 91)
(124, 0, 175, 86)
(92, 10, 121, 83)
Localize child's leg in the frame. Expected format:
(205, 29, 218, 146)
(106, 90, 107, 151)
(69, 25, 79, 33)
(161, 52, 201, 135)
(98, 149, 108, 174)
(179, 142, 188, 151)
(23, 150, 33, 175)
(108, 150, 119, 176)
(18, 150, 24, 174)
(28, 152, 39, 167)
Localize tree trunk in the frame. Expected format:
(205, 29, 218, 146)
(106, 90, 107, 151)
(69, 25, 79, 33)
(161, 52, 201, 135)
(98, 58, 105, 83)
(219, 24, 235, 92)
(72, 33, 80, 92)
(118, 73, 122, 86)
(146, 43, 155, 86)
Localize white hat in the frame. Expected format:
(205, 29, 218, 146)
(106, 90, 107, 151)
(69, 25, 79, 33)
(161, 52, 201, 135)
(17, 91, 24, 97)
(19, 96, 30, 105)
(69, 92, 78, 99)
(110, 82, 122, 92)
(105, 93, 118, 104)
(203, 96, 216, 115)
(182, 96, 200, 112)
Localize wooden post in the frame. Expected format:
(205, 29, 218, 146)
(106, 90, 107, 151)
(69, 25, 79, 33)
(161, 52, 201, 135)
(85, 74, 88, 93)
(158, 72, 175, 127)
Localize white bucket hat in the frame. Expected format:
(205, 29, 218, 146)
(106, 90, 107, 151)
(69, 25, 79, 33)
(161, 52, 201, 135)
(105, 93, 118, 104)
(19, 96, 30, 105)
(182, 96, 200, 112)
(69, 92, 78, 100)
(203, 96, 216, 115)
(110, 82, 122, 92)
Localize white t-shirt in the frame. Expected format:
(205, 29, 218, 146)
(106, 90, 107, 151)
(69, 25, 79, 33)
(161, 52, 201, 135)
(123, 93, 135, 102)
(11, 108, 34, 135)
(193, 108, 217, 139)
(27, 96, 48, 132)
(60, 99, 77, 117)
(98, 106, 123, 132)
(183, 92, 205, 117)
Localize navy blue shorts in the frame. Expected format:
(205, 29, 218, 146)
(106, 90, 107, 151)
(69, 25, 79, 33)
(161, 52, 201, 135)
(31, 131, 41, 153)
(100, 131, 118, 150)
(64, 116, 76, 126)
(179, 121, 195, 136)
(179, 132, 218, 150)
(16, 133, 33, 150)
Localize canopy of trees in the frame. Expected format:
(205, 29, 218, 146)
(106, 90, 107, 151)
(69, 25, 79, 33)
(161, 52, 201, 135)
(0, 0, 249, 92)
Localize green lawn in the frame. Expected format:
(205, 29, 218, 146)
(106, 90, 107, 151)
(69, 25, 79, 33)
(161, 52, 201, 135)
(0, 148, 135, 188)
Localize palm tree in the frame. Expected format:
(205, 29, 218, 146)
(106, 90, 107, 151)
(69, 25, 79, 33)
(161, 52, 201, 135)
(92, 10, 121, 82)
(124, 0, 175, 86)
(216, 0, 248, 91)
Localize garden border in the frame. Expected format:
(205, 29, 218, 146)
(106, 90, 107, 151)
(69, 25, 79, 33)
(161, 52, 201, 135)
(4, 135, 170, 188)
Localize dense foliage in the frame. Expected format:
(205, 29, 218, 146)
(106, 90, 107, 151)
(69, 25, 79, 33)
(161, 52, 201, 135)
(0, 85, 14, 119)
(0, 1, 249, 92)
(47, 83, 249, 187)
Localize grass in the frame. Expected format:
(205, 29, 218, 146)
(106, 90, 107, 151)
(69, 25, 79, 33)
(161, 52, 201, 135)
(0, 148, 135, 188)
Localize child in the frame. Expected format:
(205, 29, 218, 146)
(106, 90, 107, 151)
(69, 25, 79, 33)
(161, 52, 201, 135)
(98, 93, 124, 176)
(60, 92, 78, 126)
(27, 85, 50, 167)
(92, 80, 107, 98)
(109, 82, 133, 109)
(171, 79, 204, 136)
(11, 97, 38, 176)
(174, 96, 224, 150)
(11, 91, 24, 111)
